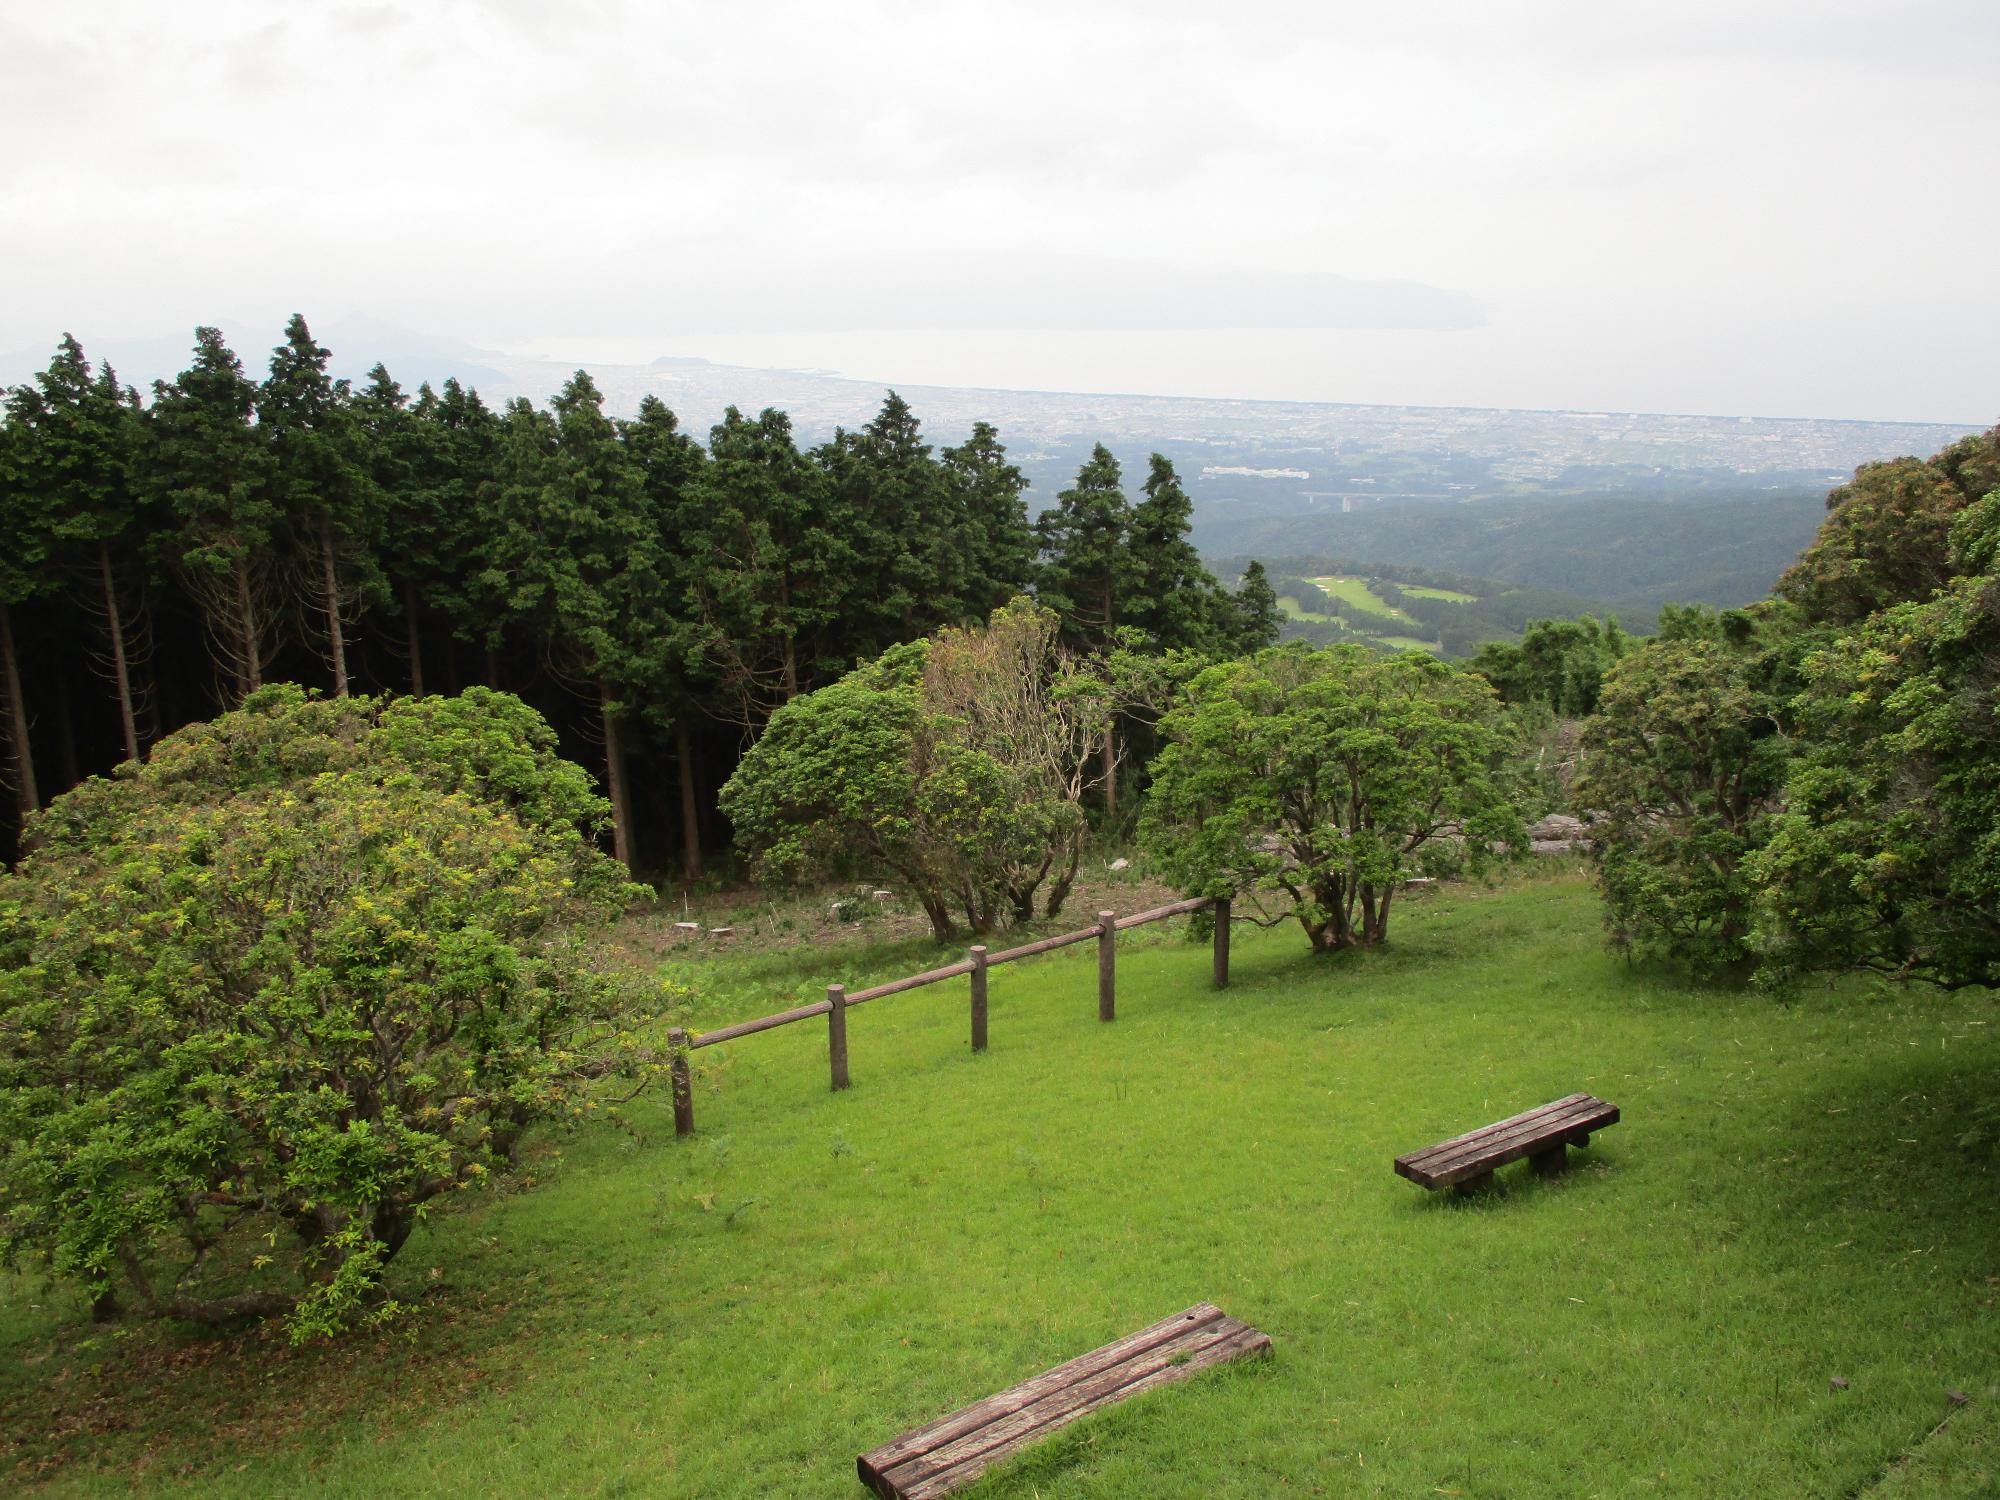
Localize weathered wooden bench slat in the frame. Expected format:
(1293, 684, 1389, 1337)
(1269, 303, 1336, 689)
(1399, 1097, 1607, 1174)
(1405, 1097, 1611, 1178)
(1395, 1094, 1619, 1190)
(857, 1304, 1271, 1499)
(1403, 1093, 1591, 1161)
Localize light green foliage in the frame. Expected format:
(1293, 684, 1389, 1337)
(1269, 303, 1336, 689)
(1141, 645, 1521, 950)
(5, 874, 1994, 1495)
(1576, 638, 1789, 972)
(0, 688, 649, 1339)
(1751, 492, 2000, 992)
(719, 602, 1108, 938)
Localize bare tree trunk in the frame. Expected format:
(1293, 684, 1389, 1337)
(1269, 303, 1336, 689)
(98, 541, 139, 762)
(403, 579, 425, 698)
(1101, 723, 1117, 821)
(485, 645, 500, 689)
(781, 637, 799, 700)
(599, 678, 634, 874)
(0, 602, 39, 825)
(234, 557, 261, 698)
(319, 518, 348, 698)
(675, 719, 703, 880)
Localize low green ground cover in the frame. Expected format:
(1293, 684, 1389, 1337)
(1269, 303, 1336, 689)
(3, 871, 1994, 1496)
(1401, 584, 1477, 603)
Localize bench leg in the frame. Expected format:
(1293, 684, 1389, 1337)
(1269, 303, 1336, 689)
(1453, 1171, 1494, 1197)
(1531, 1145, 1568, 1178)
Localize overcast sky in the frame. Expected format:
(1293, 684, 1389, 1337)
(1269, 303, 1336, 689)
(5, 0, 1996, 422)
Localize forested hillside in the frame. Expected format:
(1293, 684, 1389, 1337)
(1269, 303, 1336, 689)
(1193, 487, 1829, 622)
(0, 321, 1276, 871)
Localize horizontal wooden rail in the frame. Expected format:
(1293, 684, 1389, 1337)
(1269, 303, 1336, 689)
(678, 896, 1227, 1107)
(1113, 896, 1210, 930)
(848, 957, 978, 1005)
(688, 997, 832, 1049)
(985, 924, 1104, 965)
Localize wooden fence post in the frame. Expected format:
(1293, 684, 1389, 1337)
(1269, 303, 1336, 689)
(969, 945, 989, 1052)
(1098, 910, 1116, 1022)
(1212, 897, 1231, 990)
(827, 983, 850, 1091)
(669, 1028, 694, 1137)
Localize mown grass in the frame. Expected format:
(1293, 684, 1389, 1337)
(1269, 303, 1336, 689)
(1401, 584, 1477, 604)
(3, 871, 1995, 1497)
(1309, 575, 1416, 623)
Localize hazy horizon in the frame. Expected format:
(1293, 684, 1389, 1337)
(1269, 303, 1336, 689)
(5, 2, 1997, 426)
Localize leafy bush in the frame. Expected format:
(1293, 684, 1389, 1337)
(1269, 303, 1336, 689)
(1576, 639, 1788, 973)
(0, 687, 652, 1339)
(719, 600, 1109, 938)
(1751, 493, 2000, 991)
(1141, 644, 1520, 952)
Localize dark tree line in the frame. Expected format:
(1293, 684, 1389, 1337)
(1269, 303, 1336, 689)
(0, 320, 1276, 873)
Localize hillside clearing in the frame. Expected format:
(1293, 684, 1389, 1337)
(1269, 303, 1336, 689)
(2, 871, 1993, 1497)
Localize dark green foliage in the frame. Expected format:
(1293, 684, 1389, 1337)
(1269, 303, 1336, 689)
(1752, 493, 2000, 990)
(0, 687, 647, 1339)
(259, 315, 381, 695)
(942, 421, 1035, 610)
(148, 328, 283, 697)
(1576, 638, 1790, 972)
(0, 315, 1274, 872)
(1230, 560, 1281, 651)
(1035, 443, 1133, 653)
(1467, 615, 1630, 716)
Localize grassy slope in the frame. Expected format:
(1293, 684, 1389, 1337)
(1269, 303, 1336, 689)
(4, 872, 1995, 1497)
(1401, 584, 1477, 603)
(1309, 575, 1417, 623)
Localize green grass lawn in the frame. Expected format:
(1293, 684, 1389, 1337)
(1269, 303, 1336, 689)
(1400, 584, 1477, 603)
(4, 871, 1995, 1497)
(1276, 594, 1336, 623)
(1309, 576, 1417, 624)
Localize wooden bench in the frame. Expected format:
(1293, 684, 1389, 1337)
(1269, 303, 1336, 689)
(857, 1304, 1271, 1499)
(1395, 1092, 1619, 1193)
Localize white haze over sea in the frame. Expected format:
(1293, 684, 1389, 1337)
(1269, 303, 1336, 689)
(3, 1, 1995, 425)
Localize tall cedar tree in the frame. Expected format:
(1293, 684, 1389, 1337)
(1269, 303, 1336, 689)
(149, 328, 282, 702)
(1232, 560, 1282, 651)
(260, 315, 379, 696)
(689, 407, 852, 724)
(4, 339, 151, 767)
(943, 421, 1036, 611)
(1036, 444, 1134, 812)
(620, 395, 712, 877)
(1126, 453, 1232, 652)
(480, 373, 656, 871)
(350, 366, 428, 694)
(412, 379, 506, 686)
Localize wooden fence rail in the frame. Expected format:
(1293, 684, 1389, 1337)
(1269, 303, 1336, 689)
(670, 895, 1232, 1137)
